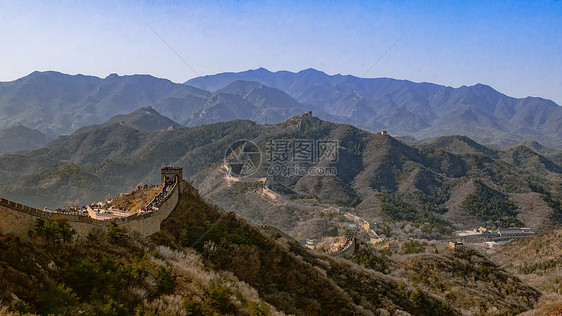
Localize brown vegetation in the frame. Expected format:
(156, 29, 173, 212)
(109, 186, 161, 212)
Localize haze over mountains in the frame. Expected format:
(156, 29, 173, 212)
(0, 68, 560, 151)
(0, 71, 307, 138)
(72, 106, 183, 134)
(0, 125, 51, 155)
(187, 68, 562, 149)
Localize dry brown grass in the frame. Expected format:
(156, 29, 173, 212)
(109, 186, 161, 212)
(492, 229, 562, 295)
(519, 294, 562, 316)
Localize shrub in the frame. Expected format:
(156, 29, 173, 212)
(108, 220, 128, 242)
(35, 217, 76, 245)
(380, 247, 393, 258)
(377, 193, 452, 235)
(403, 240, 425, 254)
(38, 283, 79, 315)
(97, 298, 129, 316)
(461, 181, 522, 227)
(203, 278, 235, 314)
(156, 266, 177, 294)
(246, 300, 271, 316)
(64, 261, 105, 298)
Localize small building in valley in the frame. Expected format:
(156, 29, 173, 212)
(496, 227, 535, 241)
(449, 241, 464, 249)
(455, 227, 534, 243)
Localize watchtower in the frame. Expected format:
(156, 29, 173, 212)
(161, 167, 183, 186)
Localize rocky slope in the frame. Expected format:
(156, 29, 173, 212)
(491, 228, 562, 315)
(0, 111, 560, 235)
(0, 183, 543, 315)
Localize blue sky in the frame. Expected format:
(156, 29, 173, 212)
(1, 0, 561, 104)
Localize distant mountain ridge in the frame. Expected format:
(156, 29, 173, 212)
(0, 71, 314, 136)
(0, 71, 210, 136)
(0, 69, 560, 149)
(73, 106, 183, 134)
(186, 68, 562, 149)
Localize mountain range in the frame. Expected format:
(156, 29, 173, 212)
(1, 69, 560, 315)
(1, 108, 559, 238)
(0, 69, 560, 151)
(198, 114, 562, 237)
(72, 106, 182, 134)
(0, 71, 308, 138)
(0, 105, 559, 314)
(187, 68, 562, 149)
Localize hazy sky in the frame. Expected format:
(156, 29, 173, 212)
(1, 1, 561, 105)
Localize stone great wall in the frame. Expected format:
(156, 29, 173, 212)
(0, 167, 187, 238)
(329, 228, 357, 258)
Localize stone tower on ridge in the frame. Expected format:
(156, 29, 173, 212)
(161, 167, 183, 186)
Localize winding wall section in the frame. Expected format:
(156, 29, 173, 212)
(0, 168, 185, 238)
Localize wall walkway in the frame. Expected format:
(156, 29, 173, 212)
(0, 173, 185, 238)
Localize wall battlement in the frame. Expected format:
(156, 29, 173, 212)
(161, 167, 183, 186)
(0, 167, 184, 238)
(330, 238, 356, 258)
